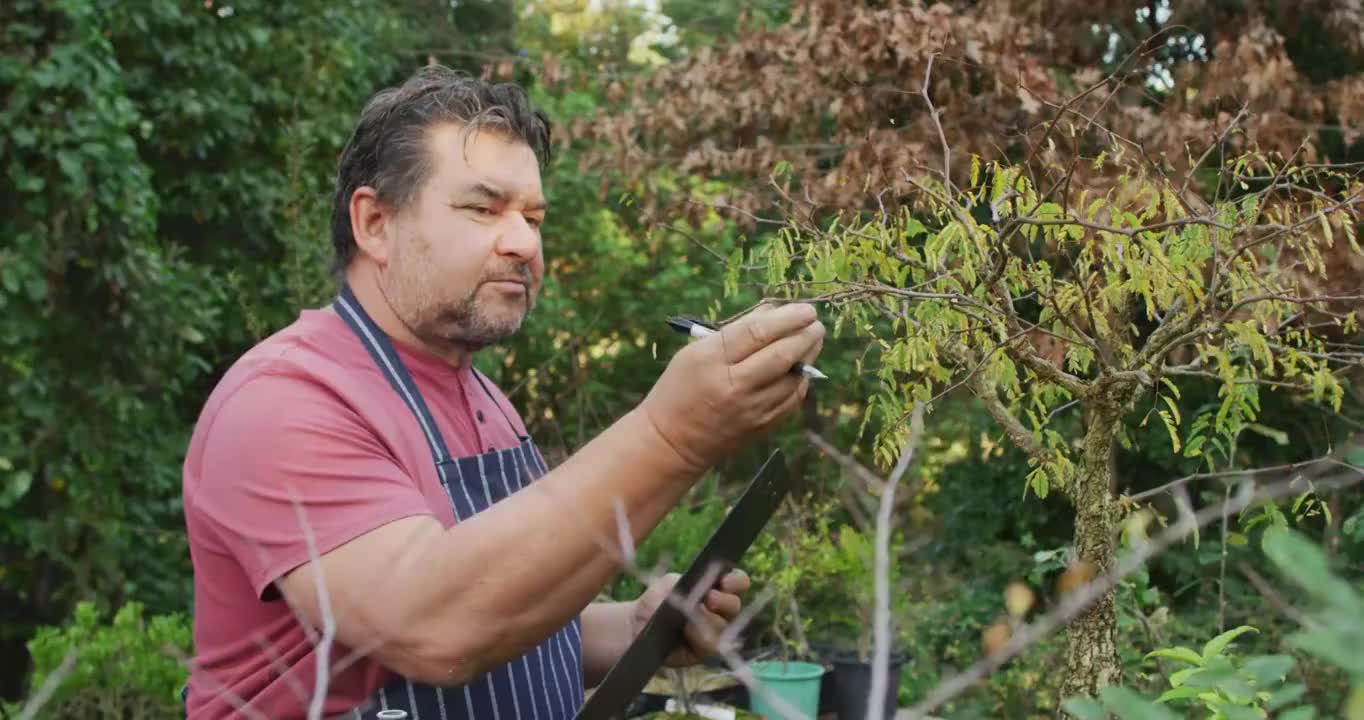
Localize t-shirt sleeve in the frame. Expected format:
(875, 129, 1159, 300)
(189, 370, 434, 600)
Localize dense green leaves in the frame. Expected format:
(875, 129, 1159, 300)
(13, 601, 191, 719)
(1069, 527, 1364, 718)
(0, 0, 413, 691)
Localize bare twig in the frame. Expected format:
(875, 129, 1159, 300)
(16, 649, 77, 720)
(1179, 108, 1249, 201)
(805, 431, 895, 494)
(285, 489, 337, 720)
(1237, 563, 1312, 626)
(920, 53, 953, 198)
(868, 402, 927, 720)
(1125, 453, 1352, 503)
(166, 646, 271, 720)
(1011, 215, 1234, 238)
(1218, 482, 1230, 633)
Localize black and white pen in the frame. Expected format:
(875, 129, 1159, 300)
(666, 316, 828, 380)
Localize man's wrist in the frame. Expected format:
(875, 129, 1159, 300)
(623, 405, 708, 481)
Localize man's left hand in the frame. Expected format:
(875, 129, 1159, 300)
(631, 568, 751, 667)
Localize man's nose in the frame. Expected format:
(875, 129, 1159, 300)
(496, 215, 540, 259)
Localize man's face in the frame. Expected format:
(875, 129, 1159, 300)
(380, 123, 546, 355)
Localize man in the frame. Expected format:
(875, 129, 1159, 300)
(180, 64, 825, 719)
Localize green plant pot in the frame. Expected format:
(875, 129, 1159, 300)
(747, 661, 825, 720)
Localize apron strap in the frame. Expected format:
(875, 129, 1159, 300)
(332, 283, 454, 464)
(470, 366, 526, 440)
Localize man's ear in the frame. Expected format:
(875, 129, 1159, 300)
(350, 186, 393, 266)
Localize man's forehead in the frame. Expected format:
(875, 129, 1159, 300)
(428, 123, 543, 198)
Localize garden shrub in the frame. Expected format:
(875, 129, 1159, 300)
(12, 600, 192, 720)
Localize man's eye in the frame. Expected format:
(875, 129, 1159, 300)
(526, 216, 543, 228)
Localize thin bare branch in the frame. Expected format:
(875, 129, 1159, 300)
(869, 402, 927, 720)
(16, 650, 77, 720)
(1125, 453, 1355, 503)
(920, 53, 953, 198)
(1011, 215, 1233, 238)
(1179, 107, 1249, 202)
(285, 488, 337, 720)
(805, 431, 895, 495)
(166, 647, 271, 720)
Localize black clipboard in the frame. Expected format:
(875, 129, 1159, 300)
(574, 449, 793, 720)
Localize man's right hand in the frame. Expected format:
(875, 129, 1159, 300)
(640, 303, 825, 474)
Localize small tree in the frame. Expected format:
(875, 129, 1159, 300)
(737, 131, 1363, 699)
(575, 0, 1364, 701)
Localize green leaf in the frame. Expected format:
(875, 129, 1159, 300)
(1262, 527, 1364, 617)
(1219, 706, 1262, 720)
(1245, 422, 1288, 446)
(1347, 683, 1364, 720)
(1169, 667, 1201, 688)
(1146, 646, 1203, 666)
(1158, 409, 1181, 454)
(1266, 683, 1307, 710)
(1279, 707, 1317, 720)
(0, 470, 33, 509)
(1161, 395, 1182, 427)
(1287, 630, 1364, 675)
(1243, 654, 1294, 687)
(1061, 698, 1108, 720)
(1154, 686, 1201, 703)
(1202, 625, 1258, 661)
(1099, 686, 1181, 720)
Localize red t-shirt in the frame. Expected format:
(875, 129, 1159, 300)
(181, 307, 530, 719)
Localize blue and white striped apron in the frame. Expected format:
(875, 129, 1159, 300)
(334, 284, 585, 720)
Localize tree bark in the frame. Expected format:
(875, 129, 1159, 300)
(1058, 400, 1124, 705)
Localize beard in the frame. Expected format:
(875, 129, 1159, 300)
(380, 241, 536, 355)
(411, 278, 533, 353)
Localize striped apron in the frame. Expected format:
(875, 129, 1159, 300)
(334, 284, 585, 720)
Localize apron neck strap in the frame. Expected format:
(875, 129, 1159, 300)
(332, 283, 454, 463)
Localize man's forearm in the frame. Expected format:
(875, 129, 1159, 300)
(387, 407, 698, 682)
(580, 601, 636, 688)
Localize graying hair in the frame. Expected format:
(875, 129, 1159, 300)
(329, 64, 552, 274)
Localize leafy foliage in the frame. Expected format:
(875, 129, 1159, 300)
(0, 0, 413, 691)
(10, 601, 192, 720)
(1064, 526, 1364, 719)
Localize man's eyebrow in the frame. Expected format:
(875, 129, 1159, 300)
(463, 182, 547, 212)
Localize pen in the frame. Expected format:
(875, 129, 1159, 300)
(666, 316, 828, 380)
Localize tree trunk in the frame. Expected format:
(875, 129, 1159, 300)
(1058, 403, 1123, 705)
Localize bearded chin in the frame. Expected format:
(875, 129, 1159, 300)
(414, 293, 530, 353)
(380, 257, 533, 354)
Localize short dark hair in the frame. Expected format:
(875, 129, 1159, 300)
(329, 64, 553, 274)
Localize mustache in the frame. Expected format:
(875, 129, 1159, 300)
(480, 264, 533, 285)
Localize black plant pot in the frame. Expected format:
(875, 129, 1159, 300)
(829, 655, 904, 720)
(806, 641, 841, 714)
